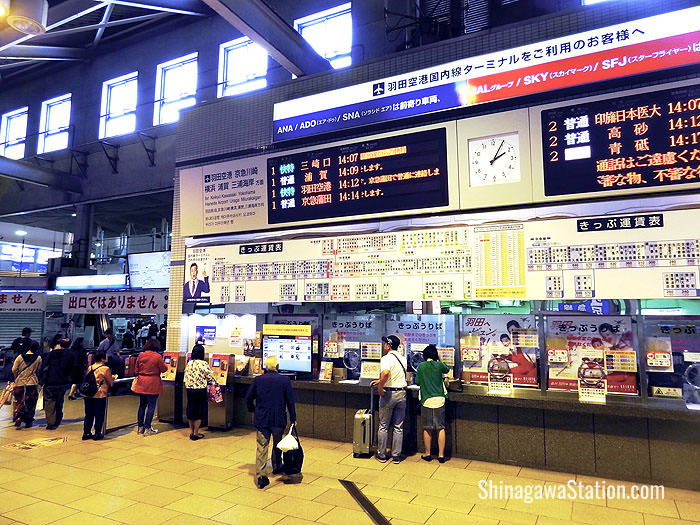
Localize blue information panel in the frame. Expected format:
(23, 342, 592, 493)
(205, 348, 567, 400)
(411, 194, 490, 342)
(542, 84, 700, 196)
(266, 128, 449, 224)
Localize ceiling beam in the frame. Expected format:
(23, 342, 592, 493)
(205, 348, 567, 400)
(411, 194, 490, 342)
(93, 3, 114, 47)
(200, 0, 331, 77)
(0, 46, 88, 60)
(95, 0, 208, 16)
(42, 12, 171, 38)
(0, 157, 83, 194)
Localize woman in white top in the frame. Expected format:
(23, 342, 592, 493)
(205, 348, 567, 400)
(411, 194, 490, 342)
(183, 344, 215, 441)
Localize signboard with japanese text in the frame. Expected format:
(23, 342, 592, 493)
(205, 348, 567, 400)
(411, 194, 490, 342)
(545, 315, 637, 395)
(542, 84, 700, 196)
(385, 314, 458, 372)
(0, 292, 46, 312)
(179, 123, 459, 237)
(459, 315, 538, 387)
(273, 7, 700, 141)
(179, 157, 267, 237)
(185, 207, 700, 303)
(642, 317, 700, 398)
(267, 128, 449, 224)
(62, 291, 168, 315)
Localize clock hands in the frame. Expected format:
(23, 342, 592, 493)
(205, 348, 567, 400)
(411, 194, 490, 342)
(491, 151, 507, 164)
(490, 140, 505, 165)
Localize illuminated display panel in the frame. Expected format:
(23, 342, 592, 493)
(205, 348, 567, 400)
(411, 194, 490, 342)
(262, 334, 312, 372)
(267, 128, 448, 224)
(542, 84, 700, 196)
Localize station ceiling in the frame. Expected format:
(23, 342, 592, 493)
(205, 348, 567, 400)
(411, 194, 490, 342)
(2, 189, 173, 236)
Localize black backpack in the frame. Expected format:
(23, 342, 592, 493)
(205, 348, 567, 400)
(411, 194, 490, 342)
(78, 366, 105, 397)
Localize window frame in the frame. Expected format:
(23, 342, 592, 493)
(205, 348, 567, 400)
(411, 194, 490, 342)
(38, 93, 72, 154)
(153, 52, 198, 126)
(0, 106, 29, 160)
(218, 37, 269, 98)
(294, 2, 352, 70)
(99, 71, 138, 139)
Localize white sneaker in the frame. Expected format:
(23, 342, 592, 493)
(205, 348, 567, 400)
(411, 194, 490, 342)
(144, 427, 159, 436)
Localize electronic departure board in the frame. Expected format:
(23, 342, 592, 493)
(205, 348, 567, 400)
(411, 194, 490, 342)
(266, 128, 448, 224)
(542, 84, 700, 196)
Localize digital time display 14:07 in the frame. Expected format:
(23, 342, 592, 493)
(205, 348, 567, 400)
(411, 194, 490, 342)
(266, 128, 449, 224)
(542, 84, 700, 197)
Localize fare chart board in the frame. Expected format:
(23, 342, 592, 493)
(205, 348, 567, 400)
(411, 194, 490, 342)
(266, 128, 448, 224)
(185, 207, 700, 306)
(543, 84, 700, 196)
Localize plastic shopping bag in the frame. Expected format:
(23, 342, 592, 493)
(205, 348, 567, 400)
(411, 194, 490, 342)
(277, 425, 299, 452)
(281, 425, 303, 475)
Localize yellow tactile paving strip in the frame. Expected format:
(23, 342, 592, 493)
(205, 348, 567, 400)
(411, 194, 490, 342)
(0, 409, 699, 524)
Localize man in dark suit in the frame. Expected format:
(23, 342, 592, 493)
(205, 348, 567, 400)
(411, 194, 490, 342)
(245, 356, 297, 489)
(183, 262, 210, 301)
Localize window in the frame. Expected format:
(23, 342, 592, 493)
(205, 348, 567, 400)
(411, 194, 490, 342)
(100, 72, 138, 138)
(218, 37, 268, 97)
(38, 94, 72, 154)
(154, 52, 198, 125)
(294, 3, 352, 70)
(0, 106, 28, 160)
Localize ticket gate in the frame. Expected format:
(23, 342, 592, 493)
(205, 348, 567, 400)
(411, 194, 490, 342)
(158, 351, 185, 425)
(207, 353, 235, 430)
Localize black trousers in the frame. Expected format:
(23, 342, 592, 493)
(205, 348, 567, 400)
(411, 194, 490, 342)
(83, 397, 107, 436)
(44, 385, 68, 427)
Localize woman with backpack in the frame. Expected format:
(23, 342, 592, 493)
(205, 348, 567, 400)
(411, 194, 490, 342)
(11, 344, 42, 428)
(82, 350, 114, 441)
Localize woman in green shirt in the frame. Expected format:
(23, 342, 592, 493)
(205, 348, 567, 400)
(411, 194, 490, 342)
(415, 344, 450, 463)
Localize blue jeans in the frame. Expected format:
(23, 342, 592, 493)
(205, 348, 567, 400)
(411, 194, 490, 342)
(377, 390, 406, 459)
(138, 394, 158, 428)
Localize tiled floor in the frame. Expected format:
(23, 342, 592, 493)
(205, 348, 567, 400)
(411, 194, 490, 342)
(0, 407, 699, 524)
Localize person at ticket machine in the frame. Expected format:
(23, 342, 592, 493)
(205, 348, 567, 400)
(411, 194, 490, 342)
(371, 335, 408, 464)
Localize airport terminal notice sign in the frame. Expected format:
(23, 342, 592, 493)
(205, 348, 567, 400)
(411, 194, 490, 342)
(273, 6, 700, 141)
(266, 128, 448, 224)
(542, 84, 700, 196)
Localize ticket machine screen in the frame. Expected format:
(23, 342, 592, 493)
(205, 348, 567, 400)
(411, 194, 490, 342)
(212, 358, 221, 367)
(164, 356, 171, 364)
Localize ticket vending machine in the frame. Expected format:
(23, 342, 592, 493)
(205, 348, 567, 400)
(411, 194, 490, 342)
(208, 353, 235, 430)
(158, 351, 185, 425)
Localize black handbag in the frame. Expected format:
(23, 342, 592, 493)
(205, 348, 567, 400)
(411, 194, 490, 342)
(281, 424, 304, 475)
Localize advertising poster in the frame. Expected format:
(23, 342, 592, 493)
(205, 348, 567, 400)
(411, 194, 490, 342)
(546, 315, 637, 394)
(182, 248, 211, 308)
(460, 315, 538, 387)
(195, 326, 217, 345)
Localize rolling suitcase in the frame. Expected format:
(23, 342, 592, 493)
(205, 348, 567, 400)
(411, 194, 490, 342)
(353, 387, 374, 458)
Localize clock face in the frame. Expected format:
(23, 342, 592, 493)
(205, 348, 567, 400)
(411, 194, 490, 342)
(468, 133, 520, 187)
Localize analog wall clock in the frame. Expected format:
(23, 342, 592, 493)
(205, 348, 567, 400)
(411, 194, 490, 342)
(468, 132, 520, 187)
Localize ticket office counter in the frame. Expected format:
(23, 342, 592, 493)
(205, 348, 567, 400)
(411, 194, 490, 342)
(231, 376, 700, 490)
